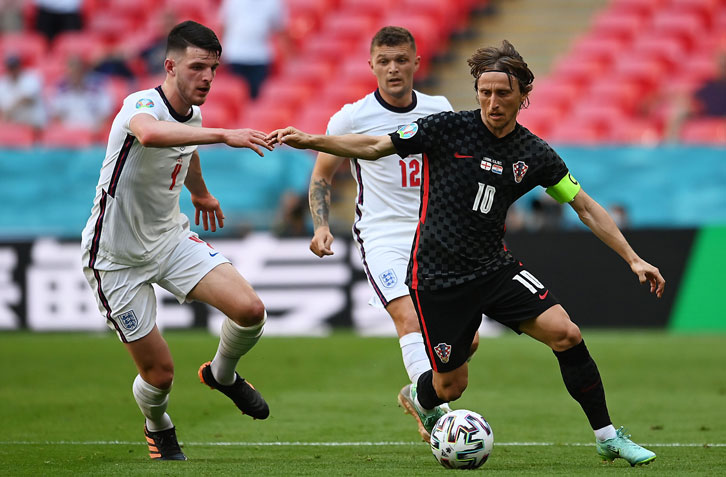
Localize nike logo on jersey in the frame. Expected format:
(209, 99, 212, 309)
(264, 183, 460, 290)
(454, 152, 473, 158)
(209, 252, 219, 257)
(539, 290, 549, 300)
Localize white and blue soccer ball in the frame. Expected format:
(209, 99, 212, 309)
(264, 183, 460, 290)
(430, 409, 494, 469)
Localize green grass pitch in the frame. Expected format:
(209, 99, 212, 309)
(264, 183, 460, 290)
(0, 330, 724, 476)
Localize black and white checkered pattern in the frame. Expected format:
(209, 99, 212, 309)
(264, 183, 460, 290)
(390, 110, 569, 290)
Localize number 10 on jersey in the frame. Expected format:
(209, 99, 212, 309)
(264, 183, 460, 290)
(473, 182, 496, 214)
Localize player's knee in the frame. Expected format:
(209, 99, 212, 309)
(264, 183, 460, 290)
(469, 332, 480, 358)
(142, 363, 174, 390)
(435, 377, 467, 402)
(230, 298, 266, 327)
(551, 322, 582, 352)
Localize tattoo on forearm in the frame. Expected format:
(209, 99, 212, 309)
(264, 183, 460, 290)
(309, 178, 332, 230)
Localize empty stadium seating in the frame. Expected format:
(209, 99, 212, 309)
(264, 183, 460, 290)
(1, 0, 724, 147)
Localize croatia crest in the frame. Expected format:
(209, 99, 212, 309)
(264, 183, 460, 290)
(433, 342, 452, 364)
(512, 160, 529, 183)
(117, 310, 138, 331)
(379, 268, 397, 288)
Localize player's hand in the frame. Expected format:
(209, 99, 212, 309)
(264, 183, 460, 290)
(310, 227, 334, 257)
(191, 193, 225, 232)
(224, 128, 274, 156)
(630, 259, 665, 298)
(266, 127, 311, 149)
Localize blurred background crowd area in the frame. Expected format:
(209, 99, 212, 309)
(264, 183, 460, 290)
(0, 0, 725, 238)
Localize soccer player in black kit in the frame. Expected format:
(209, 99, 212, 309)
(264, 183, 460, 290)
(268, 40, 665, 467)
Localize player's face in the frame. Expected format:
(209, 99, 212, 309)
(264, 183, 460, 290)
(369, 43, 420, 105)
(168, 47, 219, 107)
(476, 72, 527, 137)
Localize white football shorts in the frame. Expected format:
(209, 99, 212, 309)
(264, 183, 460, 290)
(82, 232, 230, 342)
(356, 237, 413, 308)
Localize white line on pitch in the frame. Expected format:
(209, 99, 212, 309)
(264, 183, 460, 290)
(0, 441, 723, 447)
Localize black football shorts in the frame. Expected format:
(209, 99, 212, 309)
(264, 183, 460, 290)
(410, 261, 560, 372)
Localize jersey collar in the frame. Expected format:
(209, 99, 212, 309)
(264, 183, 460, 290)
(374, 89, 417, 113)
(155, 86, 194, 123)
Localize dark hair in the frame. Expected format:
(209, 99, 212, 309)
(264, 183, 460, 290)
(467, 40, 534, 108)
(370, 26, 416, 53)
(166, 20, 222, 58)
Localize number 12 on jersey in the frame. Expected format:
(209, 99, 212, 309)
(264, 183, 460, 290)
(472, 182, 496, 213)
(399, 158, 421, 187)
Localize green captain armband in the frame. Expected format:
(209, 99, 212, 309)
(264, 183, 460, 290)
(546, 173, 581, 204)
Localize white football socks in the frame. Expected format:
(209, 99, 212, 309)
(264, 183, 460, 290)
(399, 332, 431, 385)
(210, 312, 266, 386)
(595, 424, 617, 442)
(132, 374, 173, 432)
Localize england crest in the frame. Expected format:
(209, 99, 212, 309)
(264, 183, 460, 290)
(379, 269, 397, 288)
(512, 161, 529, 183)
(117, 310, 138, 331)
(433, 342, 452, 364)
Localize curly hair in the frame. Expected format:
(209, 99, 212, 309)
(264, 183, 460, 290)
(467, 40, 534, 108)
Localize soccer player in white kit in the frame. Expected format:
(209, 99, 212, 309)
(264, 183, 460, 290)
(307, 26, 478, 442)
(81, 21, 272, 460)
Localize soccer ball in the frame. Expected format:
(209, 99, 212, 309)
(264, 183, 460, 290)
(430, 409, 494, 469)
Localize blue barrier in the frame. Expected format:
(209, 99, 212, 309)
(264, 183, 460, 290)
(0, 145, 315, 239)
(0, 145, 723, 238)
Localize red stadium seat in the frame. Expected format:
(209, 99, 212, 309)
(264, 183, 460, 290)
(571, 102, 627, 137)
(379, 12, 444, 78)
(549, 56, 604, 90)
(586, 80, 641, 115)
(50, 31, 107, 64)
(631, 34, 686, 70)
(322, 12, 379, 46)
(400, 0, 460, 35)
(650, 11, 707, 50)
(86, 11, 140, 45)
(611, 56, 665, 95)
(517, 106, 564, 138)
(569, 35, 626, 68)
(199, 101, 237, 129)
(528, 80, 581, 115)
(606, 117, 663, 144)
(546, 120, 603, 144)
(207, 73, 250, 117)
(590, 10, 646, 42)
(240, 101, 295, 132)
(0, 122, 35, 148)
(679, 118, 726, 144)
(669, 0, 720, 29)
(279, 58, 335, 90)
(320, 81, 374, 112)
(40, 125, 95, 148)
(338, 0, 387, 22)
(340, 55, 379, 90)
(0, 32, 47, 68)
(293, 104, 342, 135)
(256, 79, 314, 112)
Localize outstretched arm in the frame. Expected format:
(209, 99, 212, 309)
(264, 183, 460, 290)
(267, 127, 396, 160)
(129, 113, 273, 155)
(185, 150, 224, 232)
(308, 152, 346, 257)
(569, 189, 665, 298)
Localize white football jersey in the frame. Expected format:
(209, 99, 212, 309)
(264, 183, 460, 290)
(81, 87, 202, 270)
(327, 90, 452, 245)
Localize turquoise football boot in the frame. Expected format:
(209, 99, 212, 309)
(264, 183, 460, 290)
(596, 427, 656, 466)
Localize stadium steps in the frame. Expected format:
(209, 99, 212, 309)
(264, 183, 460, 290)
(423, 0, 610, 111)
